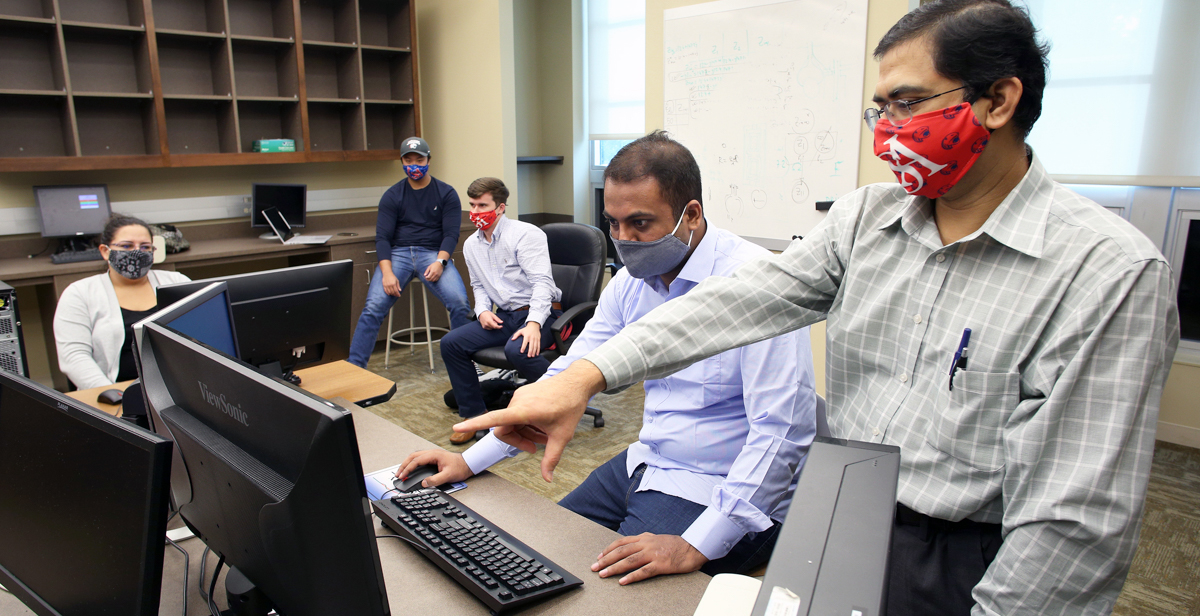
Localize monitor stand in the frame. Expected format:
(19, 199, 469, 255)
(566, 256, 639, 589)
(257, 361, 302, 386)
(259, 232, 277, 240)
(224, 567, 274, 616)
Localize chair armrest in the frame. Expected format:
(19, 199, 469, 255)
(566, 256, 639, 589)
(549, 301, 597, 354)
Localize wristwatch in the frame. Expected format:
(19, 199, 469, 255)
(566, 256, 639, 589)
(437, 258, 449, 267)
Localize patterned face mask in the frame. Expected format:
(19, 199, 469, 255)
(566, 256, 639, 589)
(107, 248, 154, 280)
(611, 208, 693, 280)
(873, 102, 990, 198)
(404, 163, 429, 180)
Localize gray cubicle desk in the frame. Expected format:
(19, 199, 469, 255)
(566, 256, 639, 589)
(0, 404, 710, 616)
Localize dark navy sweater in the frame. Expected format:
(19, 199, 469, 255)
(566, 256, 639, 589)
(374, 176, 462, 257)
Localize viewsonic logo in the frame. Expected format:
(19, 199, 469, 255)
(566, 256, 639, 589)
(197, 381, 249, 426)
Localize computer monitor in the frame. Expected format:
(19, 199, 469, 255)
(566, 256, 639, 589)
(250, 183, 306, 229)
(0, 371, 172, 616)
(33, 184, 113, 238)
(750, 436, 900, 616)
(148, 281, 241, 359)
(133, 320, 390, 616)
(155, 260, 353, 376)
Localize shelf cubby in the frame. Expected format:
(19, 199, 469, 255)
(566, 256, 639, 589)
(0, 95, 72, 157)
(237, 98, 300, 152)
(299, 0, 356, 45)
(303, 44, 360, 101)
(75, 96, 158, 155)
(152, 0, 227, 34)
(365, 102, 414, 151)
(165, 98, 237, 154)
(64, 28, 152, 96)
(362, 48, 412, 102)
(227, 0, 293, 40)
(0, 0, 416, 170)
(231, 38, 298, 98)
(0, 22, 66, 92)
(0, 0, 52, 19)
(308, 100, 363, 151)
(157, 33, 233, 97)
(358, 0, 409, 49)
(58, 0, 146, 29)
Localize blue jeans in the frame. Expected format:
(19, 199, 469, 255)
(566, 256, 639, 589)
(348, 246, 472, 367)
(558, 450, 781, 575)
(440, 307, 562, 418)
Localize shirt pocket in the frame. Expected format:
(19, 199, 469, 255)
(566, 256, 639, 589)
(927, 370, 1018, 473)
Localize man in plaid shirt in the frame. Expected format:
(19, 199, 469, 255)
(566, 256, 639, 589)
(459, 1, 1180, 614)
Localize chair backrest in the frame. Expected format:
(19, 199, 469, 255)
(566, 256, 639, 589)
(542, 223, 606, 310)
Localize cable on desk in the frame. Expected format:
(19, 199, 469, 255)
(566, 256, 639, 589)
(26, 240, 52, 259)
(374, 533, 428, 551)
(164, 512, 189, 616)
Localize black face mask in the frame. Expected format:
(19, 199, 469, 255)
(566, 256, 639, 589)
(108, 248, 154, 280)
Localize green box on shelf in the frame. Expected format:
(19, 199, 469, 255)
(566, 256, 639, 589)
(253, 139, 297, 153)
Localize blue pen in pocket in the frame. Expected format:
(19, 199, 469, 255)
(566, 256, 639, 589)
(948, 328, 971, 391)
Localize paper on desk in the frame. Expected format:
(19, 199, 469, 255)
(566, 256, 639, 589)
(364, 464, 466, 501)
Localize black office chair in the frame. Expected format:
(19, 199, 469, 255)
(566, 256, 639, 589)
(471, 222, 607, 427)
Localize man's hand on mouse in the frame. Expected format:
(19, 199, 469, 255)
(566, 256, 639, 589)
(397, 450, 473, 488)
(591, 533, 708, 585)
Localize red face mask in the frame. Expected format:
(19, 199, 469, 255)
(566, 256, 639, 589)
(470, 209, 500, 230)
(873, 102, 990, 198)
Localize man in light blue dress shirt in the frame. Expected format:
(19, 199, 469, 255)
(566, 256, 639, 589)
(401, 132, 817, 584)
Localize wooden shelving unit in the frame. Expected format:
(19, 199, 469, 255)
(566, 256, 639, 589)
(0, 0, 419, 171)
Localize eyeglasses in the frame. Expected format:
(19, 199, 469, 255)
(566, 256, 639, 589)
(863, 86, 968, 131)
(107, 243, 155, 253)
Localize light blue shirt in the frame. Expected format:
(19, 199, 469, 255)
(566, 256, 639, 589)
(463, 215, 562, 326)
(463, 225, 817, 560)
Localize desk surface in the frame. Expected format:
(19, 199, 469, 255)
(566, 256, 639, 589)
(64, 360, 396, 415)
(0, 404, 710, 616)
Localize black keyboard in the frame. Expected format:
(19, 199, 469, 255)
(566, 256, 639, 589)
(50, 248, 103, 264)
(373, 489, 583, 613)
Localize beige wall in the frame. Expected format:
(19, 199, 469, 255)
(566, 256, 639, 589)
(513, 0, 585, 219)
(416, 0, 515, 213)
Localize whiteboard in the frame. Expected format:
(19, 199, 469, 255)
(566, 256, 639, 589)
(664, 0, 868, 248)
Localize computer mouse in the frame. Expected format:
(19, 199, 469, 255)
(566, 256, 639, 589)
(97, 389, 124, 405)
(394, 464, 439, 493)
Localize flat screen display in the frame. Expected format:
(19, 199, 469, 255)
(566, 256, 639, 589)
(251, 183, 306, 228)
(33, 185, 113, 238)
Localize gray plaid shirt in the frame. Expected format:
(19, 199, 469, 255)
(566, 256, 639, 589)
(585, 154, 1179, 615)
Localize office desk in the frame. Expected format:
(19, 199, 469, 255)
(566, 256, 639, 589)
(0, 404, 710, 616)
(0, 210, 476, 391)
(64, 361, 397, 415)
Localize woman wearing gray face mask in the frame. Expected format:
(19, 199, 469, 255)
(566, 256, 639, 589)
(53, 215, 190, 390)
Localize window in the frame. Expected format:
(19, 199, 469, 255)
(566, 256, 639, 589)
(1024, 0, 1200, 184)
(592, 138, 634, 168)
(587, 0, 645, 141)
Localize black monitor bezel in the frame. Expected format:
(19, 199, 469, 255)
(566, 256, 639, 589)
(0, 371, 172, 616)
(153, 260, 353, 372)
(144, 281, 243, 361)
(32, 184, 113, 238)
(250, 183, 307, 229)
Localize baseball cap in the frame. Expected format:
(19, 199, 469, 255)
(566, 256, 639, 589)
(400, 136, 431, 157)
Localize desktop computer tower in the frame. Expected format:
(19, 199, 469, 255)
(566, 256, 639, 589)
(0, 281, 29, 378)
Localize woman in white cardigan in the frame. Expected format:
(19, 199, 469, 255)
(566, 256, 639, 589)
(53, 215, 190, 390)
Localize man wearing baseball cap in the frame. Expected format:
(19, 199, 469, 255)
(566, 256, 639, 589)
(348, 136, 473, 367)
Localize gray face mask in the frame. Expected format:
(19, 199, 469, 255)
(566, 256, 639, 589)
(612, 208, 693, 280)
(108, 248, 154, 280)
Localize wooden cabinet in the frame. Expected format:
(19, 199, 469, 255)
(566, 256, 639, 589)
(0, 0, 418, 171)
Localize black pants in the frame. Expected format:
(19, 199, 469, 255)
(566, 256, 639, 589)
(885, 504, 1003, 616)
